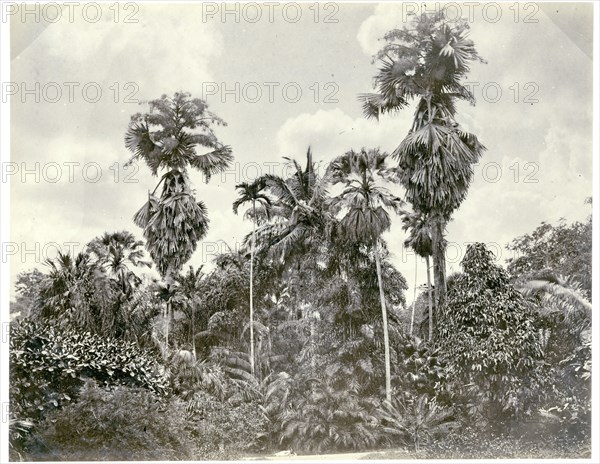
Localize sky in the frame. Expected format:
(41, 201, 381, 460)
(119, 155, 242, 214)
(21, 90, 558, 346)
(3, 1, 595, 304)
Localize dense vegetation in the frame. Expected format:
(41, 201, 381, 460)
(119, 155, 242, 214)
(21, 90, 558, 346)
(9, 12, 592, 461)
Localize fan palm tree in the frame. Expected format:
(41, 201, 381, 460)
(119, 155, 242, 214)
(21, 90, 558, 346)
(87, 231, 151, 293)
(359, 12, 486, 332)
(328, 148, 404, 402)
(125, 92, 233, 347)
(125, 91, 233, 280)
(36, 251, 113, 334)
(401, 211, 434, 340)
(233, 178, 272, 377)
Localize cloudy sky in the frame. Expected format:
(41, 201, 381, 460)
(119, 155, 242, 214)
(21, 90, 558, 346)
(4, 2, 595, 302)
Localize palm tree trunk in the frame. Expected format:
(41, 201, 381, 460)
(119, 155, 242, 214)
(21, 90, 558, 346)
(431, 214, 447, 338)
(374, 241, 392, 403)
(410, 255, 417, 336)
(426, 255, 433, 342)
(165, 301, 170, 349)
(249, 203, 256, 377)
(191, 303, 196, 360)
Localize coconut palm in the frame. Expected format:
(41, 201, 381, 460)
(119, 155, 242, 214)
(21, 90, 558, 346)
(360, 12, 486, 331)
(328, 148, 404, 402)
(233, 178, 272, 377)
(254, 147, 331, 266)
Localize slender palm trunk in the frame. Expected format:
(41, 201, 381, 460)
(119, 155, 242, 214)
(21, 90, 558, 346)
(374, 241, 392, 403)
(409, 255, 417, 336)
(165, 301, 169, 350)
(191, 303, 196, 360)
(426, 255, 433, 342)
(431, 214, 447, 338)
(249, 203, 256, 377)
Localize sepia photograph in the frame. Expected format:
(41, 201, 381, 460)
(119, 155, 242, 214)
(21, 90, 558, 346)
(0, 1, 598, 462)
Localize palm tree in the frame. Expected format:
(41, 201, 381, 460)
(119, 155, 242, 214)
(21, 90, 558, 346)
(36, 251, 113, 334)
(174, 265, 206, 360)
(255, 147, 330, 265)
(233, 178, 272, 377)
(328, 148, 404, 402)
(360, 12, 486, 332)
(401, 211, 434, 340)
(87, 231, 151, 293)
(125, 92, 233, 346)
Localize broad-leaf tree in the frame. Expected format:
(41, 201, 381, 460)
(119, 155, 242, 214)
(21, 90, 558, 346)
(437, 243, 543, 423)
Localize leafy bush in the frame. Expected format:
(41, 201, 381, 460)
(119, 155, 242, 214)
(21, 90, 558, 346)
(437, 243, 545, 426)
(10, 319, 168, 422)
(23, 381, 194, 461)
(425, 425, 590, 459)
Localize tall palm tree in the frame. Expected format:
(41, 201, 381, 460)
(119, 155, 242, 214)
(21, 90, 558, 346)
(359, 12, 486, 332)
(328, 148, 404, 402)
(125, 92, 233, 346)
(233, 178, 272, 377)
(401, 211, 434, 340)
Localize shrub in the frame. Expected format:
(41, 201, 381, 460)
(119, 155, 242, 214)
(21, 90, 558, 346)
(23, 380, 194, 461)
(10, 319, 168, 422)
(186, 391, 268, 459)
(437, 243, 545, 427)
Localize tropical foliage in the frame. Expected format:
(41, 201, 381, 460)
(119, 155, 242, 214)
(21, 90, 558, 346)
(8, 12, 592, 462)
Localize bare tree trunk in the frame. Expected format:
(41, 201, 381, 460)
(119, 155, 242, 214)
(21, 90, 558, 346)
(374, 241, 392, 403)
(426, 255, 433, 342)
(249, 203, 256, 377)
(410, 255, 417, 336)
(431, 214, 447, 338)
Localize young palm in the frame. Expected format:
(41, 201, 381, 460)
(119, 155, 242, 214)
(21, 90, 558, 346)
(328, 148, 404, 402)
(255, 147, 331, 265)
(233, 178, 272, 377)
(401, 211, 434, 340)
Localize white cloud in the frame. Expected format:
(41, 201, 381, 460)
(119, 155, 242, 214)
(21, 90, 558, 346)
(14, 4, 223, 99)
(276, 107, 413, 163)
